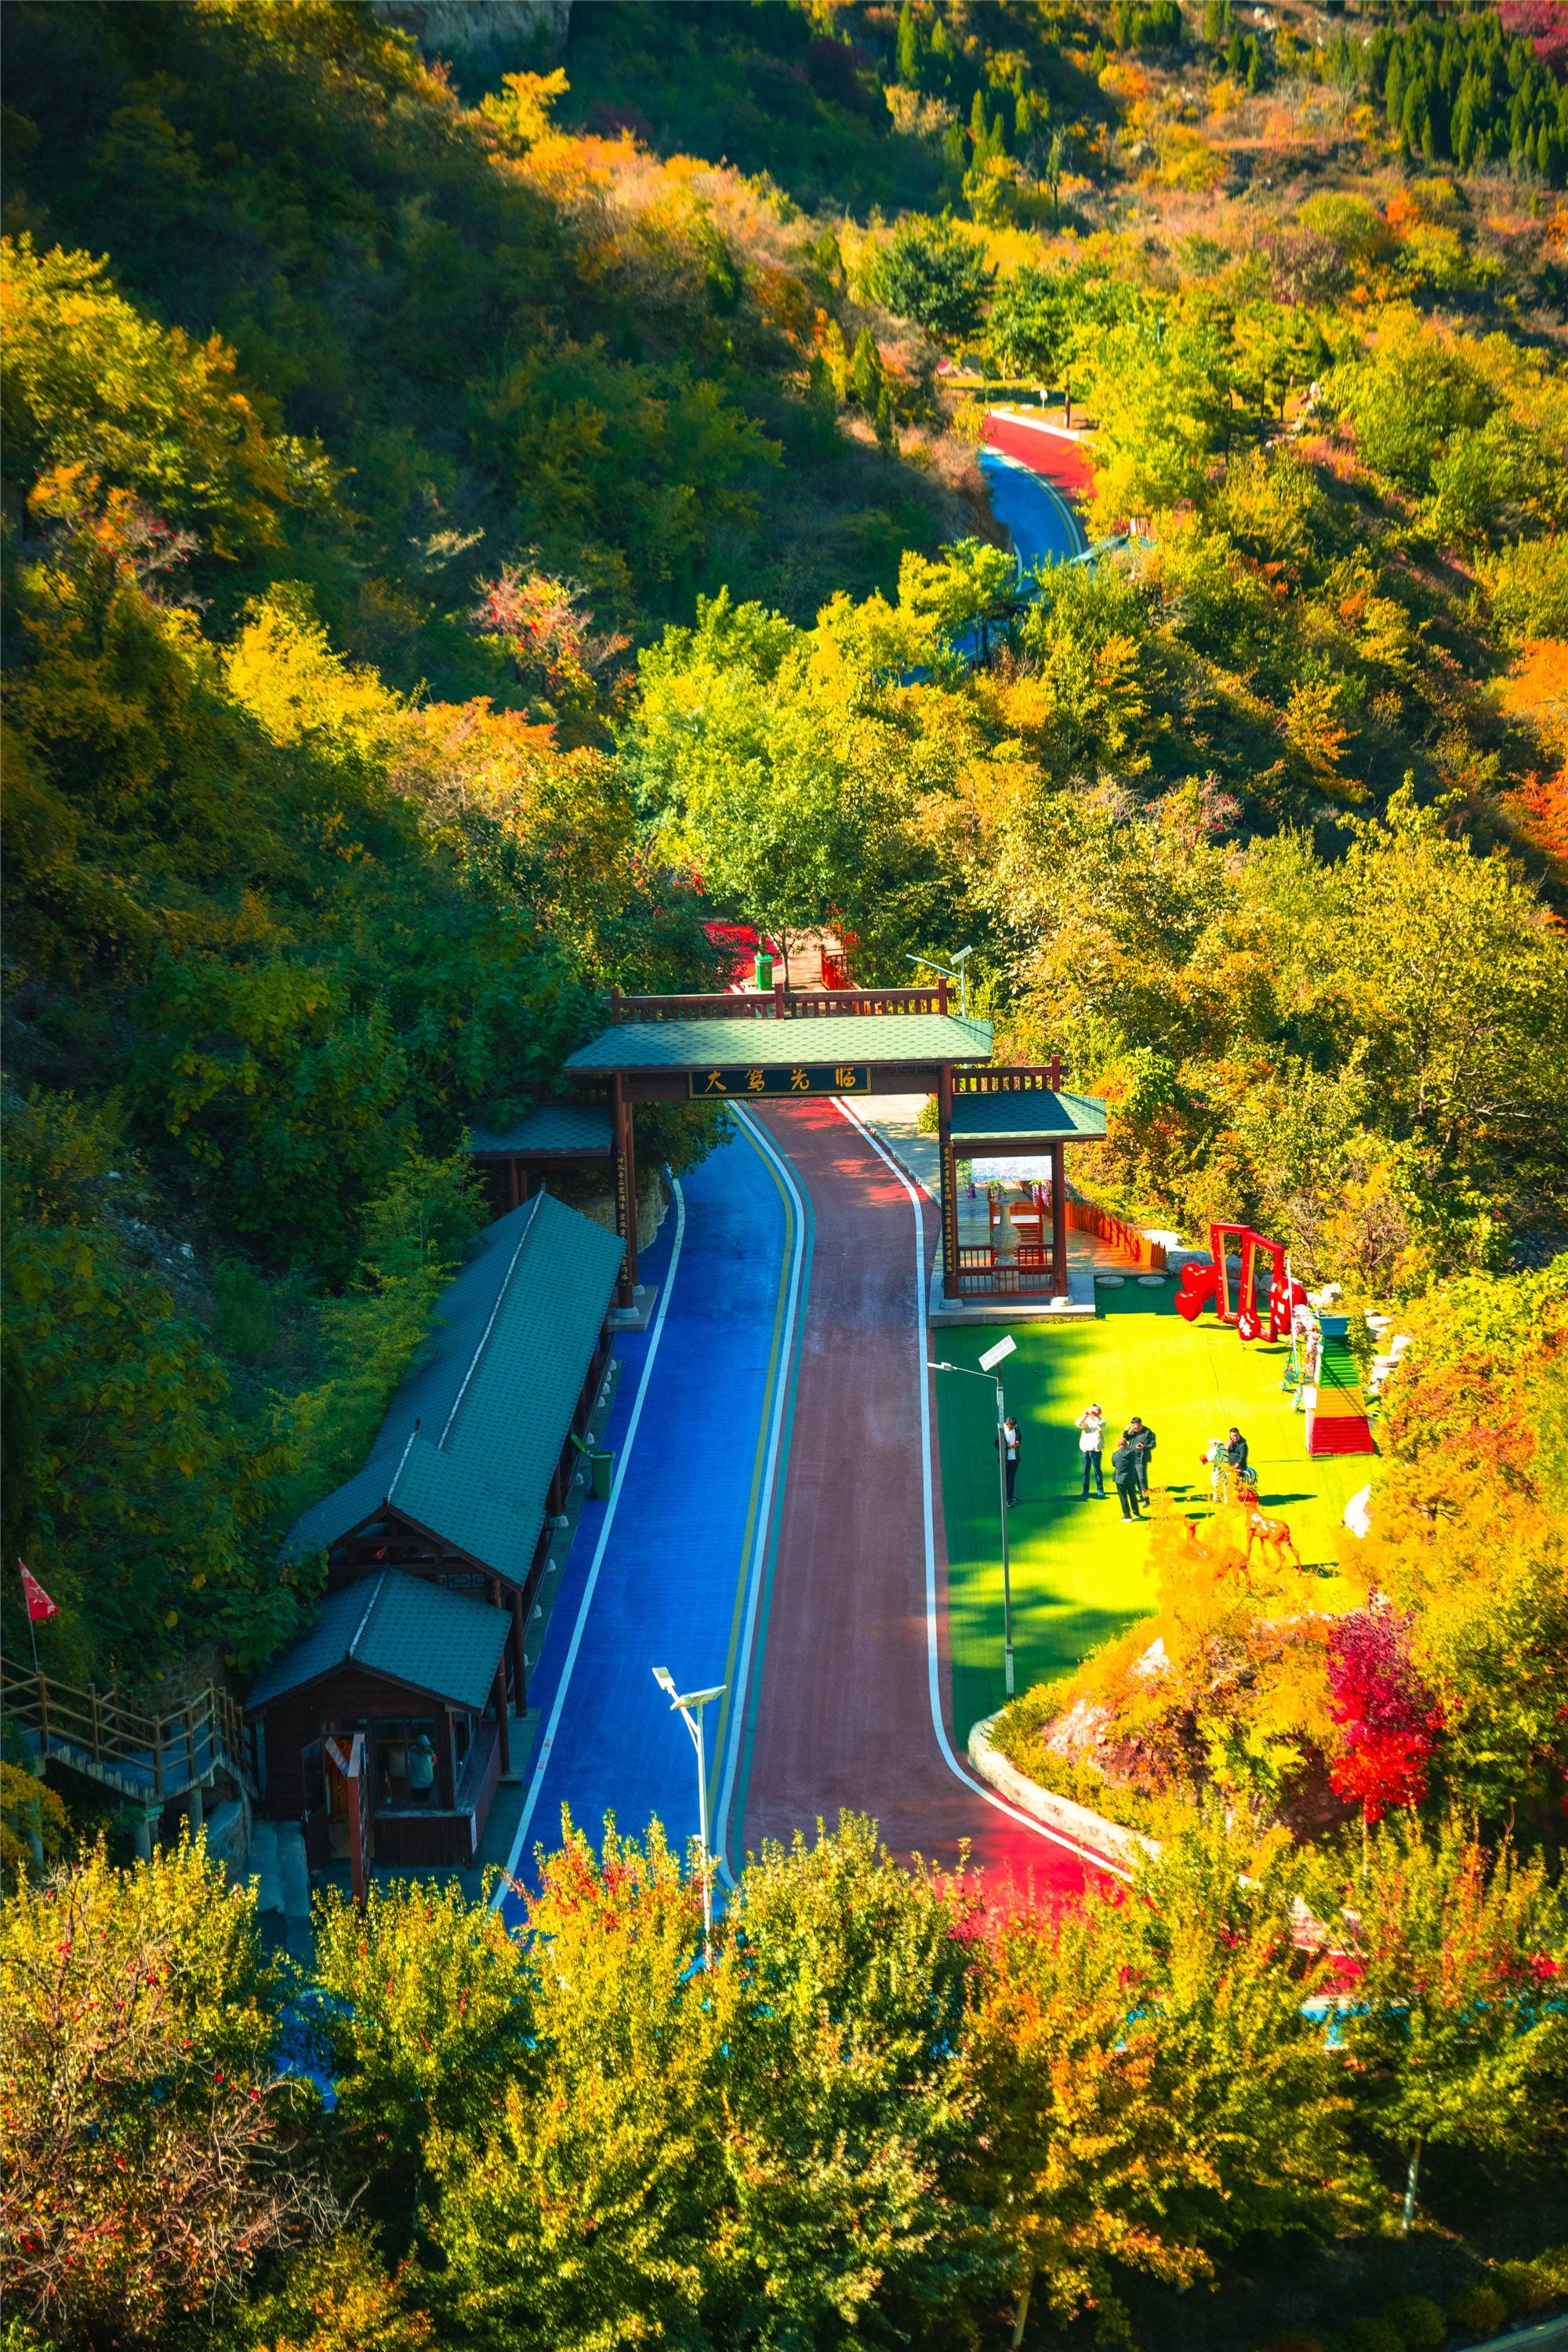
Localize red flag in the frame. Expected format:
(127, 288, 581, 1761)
(18, 1563, 59, 1624)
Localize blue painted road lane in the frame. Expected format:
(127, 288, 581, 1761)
(978, 445, 1087, 579)
(495, 1118, 797, 1924)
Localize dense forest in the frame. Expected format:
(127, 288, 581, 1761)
(2, 2, 1568, 2338)
(4, 0, 1566, 1688)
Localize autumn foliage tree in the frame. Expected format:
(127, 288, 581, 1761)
(0, 1838, 321, 2347)
(1325, 1606, 1445, 1823)
(1321, 1813, 1568, 2234)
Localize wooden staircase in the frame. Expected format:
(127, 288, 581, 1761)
(2, 1656, 255, 1806)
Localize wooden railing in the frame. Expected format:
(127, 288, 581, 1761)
(953, 1242, 1059, 1298)
(0, 1657, 253, 1800)
(1068, 1198, 1167, 1270)
(952, 1260, 1059, 1298)
(608, 982, 955, 1022)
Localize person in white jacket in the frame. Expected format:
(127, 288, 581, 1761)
(1076, 1402, 1105, 1498)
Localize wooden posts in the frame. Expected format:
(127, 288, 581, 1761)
(1047, 1054, 1068, 1300)
(510, 1588, 527, 1715)
(492, 1661, 511, 1777)
(325, 1732, 368, 1907)
(938, 1062, 957, 1303)
(437, 1708, 456, 1811)
(611, 1072, 638, 1308)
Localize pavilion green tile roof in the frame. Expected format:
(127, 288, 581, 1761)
(950, 1088, 1108, 1145)
(281, 1190, 623, 1583)
(564, 1012, 993, 1071)
(246, 1570, 509, 1715)
(466, 1104, 612, 1157)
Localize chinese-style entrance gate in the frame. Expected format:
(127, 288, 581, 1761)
(552, 983, 1109, 1307)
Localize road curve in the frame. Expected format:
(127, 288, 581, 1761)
(739, 1098, 1119, 1901)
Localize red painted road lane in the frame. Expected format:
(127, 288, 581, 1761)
(981, 409, 1096, 500)
(741, 1098, 1118, 1904)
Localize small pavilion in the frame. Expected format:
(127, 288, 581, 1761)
(466, 1102, 613, 1214)
(946, 1065, 1109, 1299)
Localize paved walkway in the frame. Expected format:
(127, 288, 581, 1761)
(495, 1114, 803, 1922)
(740, 1098, 1120, 1902)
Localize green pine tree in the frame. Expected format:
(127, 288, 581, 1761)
(874, 381, 898, 451)
(896, 0, 920, 85)
(1385, 46, 1406, 129)
(849, 325, 884, 412)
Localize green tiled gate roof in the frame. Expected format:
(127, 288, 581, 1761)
(281, 1191, 623, 1584)
(564, 1012, 993, 1070)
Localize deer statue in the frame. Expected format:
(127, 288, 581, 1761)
(1243, 1506, 1301, 1572)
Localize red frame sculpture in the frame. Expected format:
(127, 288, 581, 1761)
(1176, 1222, 1303, 1342)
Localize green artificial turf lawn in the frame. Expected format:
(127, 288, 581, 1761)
(938, 1279, 1374, 1741)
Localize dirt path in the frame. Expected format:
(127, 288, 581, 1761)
(740, 1098, 1119, 1903)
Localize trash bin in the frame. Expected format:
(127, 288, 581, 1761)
(590, 1447, 615, 1501)
(753, 950, 773, 992)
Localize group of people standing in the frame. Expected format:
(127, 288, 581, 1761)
(996, 1409, 1250, 1522)
(1075, 1404, 1156, 1519)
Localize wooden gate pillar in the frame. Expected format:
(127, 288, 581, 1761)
(938, 1062, 958, 1301)
(1047, 1055, 1068, 1299)
(611, 1073, 638, 1308)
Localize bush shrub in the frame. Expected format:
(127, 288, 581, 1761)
(1524, 2245, 1568, 2299)
(1490, 2253, 1567, 2316)
(1333, 2318, 1406, 2352)
(1257, 2334, 1324, 2352)
(1383, 2297, 1446, 2350)
(1446, 2284, 1506, 2336)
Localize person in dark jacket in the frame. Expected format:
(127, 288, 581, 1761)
(1111, 1431, 1143, 1520)
(996, 1414, 1022, 1507)
(1127, 1415, 1156, 1497)
(1223, 1427, 1249, 1475)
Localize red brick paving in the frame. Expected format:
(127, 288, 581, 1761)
(740, 1098, 1119, 1905)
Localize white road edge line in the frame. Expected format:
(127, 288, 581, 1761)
(491, 1179, 689, 1907)
(712, 1105, 809, 1882)
(831, 1097, 1130, 1881)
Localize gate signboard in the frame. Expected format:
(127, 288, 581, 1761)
(688, 1064, 869, 1100)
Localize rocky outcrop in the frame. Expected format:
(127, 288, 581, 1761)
(370, 0, 571, 64)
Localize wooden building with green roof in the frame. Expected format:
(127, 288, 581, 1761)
(246, 1190, 623, 1867)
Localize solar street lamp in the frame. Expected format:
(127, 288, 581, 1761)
(928, 1333, 1018, 1697)
(907, 946, 973, 1018)
(652, 1667, 725, 1962)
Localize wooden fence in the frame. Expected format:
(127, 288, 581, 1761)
(1067, 1197, 1167, 1270)
(1, 1657, 252, 1802)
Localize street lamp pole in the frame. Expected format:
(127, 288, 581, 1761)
(906, 946, 973, 1019)
(928, 1334, 1018, 1698)
(652, 1668, 725, 1963)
